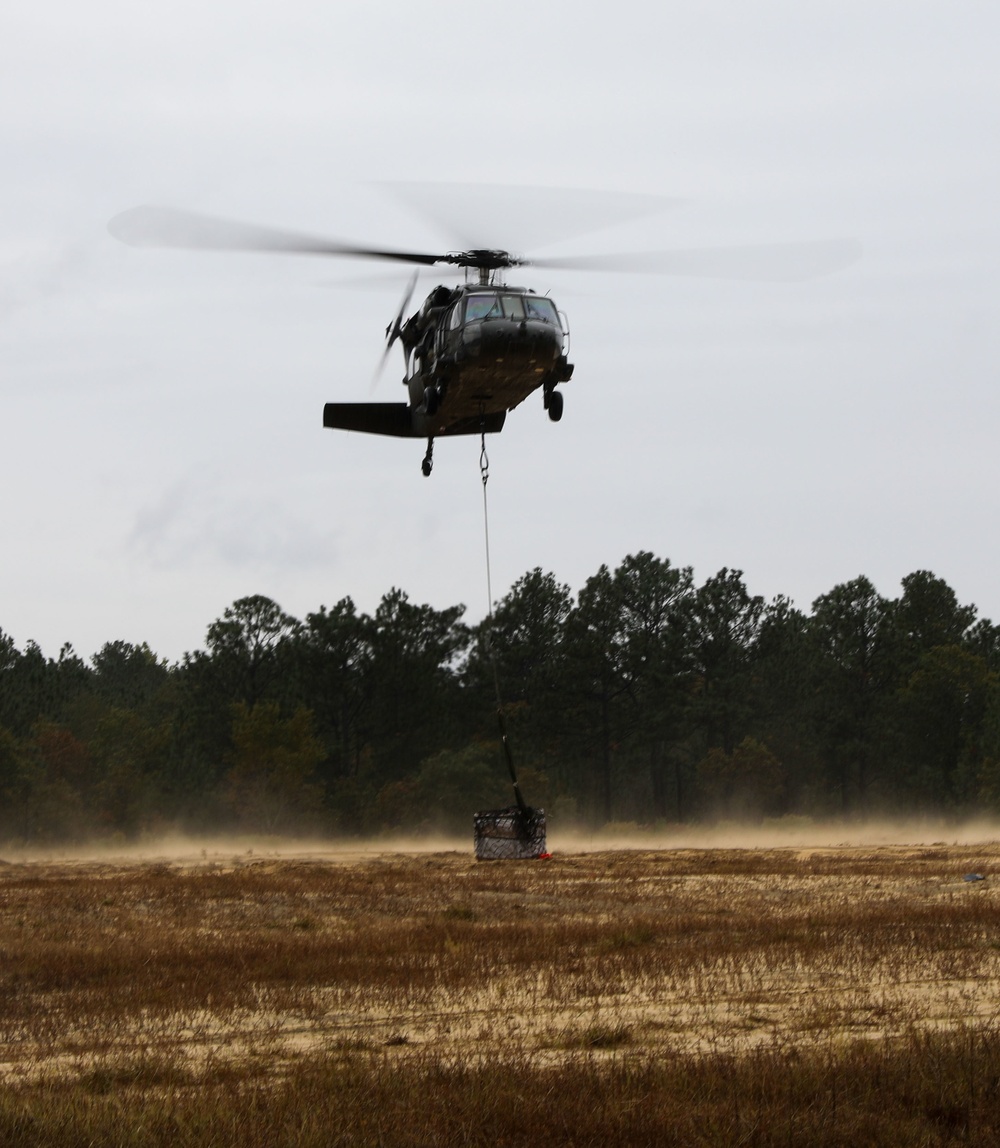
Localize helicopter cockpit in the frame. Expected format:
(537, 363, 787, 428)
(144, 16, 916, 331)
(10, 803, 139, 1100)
(462, 292, 561, 325)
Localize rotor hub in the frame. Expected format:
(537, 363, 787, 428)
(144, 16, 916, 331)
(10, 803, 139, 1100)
(445, 249, 524, 271)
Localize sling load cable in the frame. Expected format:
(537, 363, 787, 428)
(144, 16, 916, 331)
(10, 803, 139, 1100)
(479, 425, 529, 815)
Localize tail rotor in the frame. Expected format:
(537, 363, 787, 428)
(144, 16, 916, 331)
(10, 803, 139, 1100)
(372, 270, 419, 390)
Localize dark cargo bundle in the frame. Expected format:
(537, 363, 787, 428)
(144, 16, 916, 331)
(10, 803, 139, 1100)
(474, 806, 546, 861)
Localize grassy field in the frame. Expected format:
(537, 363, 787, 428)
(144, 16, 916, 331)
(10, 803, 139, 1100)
(1, 837, 1000, 1144)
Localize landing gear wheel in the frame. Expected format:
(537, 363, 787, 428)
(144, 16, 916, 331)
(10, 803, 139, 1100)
(423, 385, 439, 416)
(547, 389, 564, 422)
(421, 436, 435, 477)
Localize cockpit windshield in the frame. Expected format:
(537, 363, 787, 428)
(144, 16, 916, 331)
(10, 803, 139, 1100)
(464, 293, 560, 324)
(465, 294, 501, 321)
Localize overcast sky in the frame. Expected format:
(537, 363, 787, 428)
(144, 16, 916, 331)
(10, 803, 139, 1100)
(2, 1, 998, 662)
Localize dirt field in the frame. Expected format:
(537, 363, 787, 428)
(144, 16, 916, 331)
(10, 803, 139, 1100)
(2, 834, 1000, 1144)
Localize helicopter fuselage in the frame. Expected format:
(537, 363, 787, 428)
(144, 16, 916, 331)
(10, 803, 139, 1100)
(406, 284, 572, 429)
(322, 283, 573, 467)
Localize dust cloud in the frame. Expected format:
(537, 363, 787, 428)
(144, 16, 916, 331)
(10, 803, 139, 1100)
(556, 818, 1000, 852)
(3, 818, 998, 866)
(0, 833, 467, 868)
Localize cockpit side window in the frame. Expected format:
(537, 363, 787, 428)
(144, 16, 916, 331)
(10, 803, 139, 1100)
(524, 296, 559, 324)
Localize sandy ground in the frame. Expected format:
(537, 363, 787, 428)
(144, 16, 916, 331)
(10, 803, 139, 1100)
(2, 831, 999, 1083)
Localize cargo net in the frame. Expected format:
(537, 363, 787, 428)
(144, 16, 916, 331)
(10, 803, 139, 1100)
(474, 806, 546, 861)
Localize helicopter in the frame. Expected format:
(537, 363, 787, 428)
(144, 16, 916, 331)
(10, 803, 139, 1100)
(108, 197, 860, 476)
(331, 255, 576, 478)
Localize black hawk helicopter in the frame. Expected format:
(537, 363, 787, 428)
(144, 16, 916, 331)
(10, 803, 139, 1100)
(109, 195, 860, 476)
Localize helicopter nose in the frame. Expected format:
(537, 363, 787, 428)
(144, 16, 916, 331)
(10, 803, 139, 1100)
(468, 319, 561, 364)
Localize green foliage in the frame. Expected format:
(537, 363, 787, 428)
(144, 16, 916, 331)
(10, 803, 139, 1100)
(91, 641, 169, 709)
(361, 588, 468, 784)
(895, 645, 991, 806)
(0, 638, 91, 736)
(14, 722, 91, 841)
(2, 561, 998, 840)
(696, 736, 788, 820)
(224, 702, 325, 833)
(295, 597, 367, 781)
(809, 576, 896, 810)
(467, 569, 571, 718)
(894, 570, 977, 666)
(689, 568, 764, 753)
(376, 742, 512, 834)
(200, 594, 300, 707)
(88, 708, 172, 835)
(0, 725, 27, 836)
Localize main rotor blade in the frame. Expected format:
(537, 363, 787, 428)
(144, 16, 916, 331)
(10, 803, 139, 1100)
(318, 267, 447, 291)
(380, 182, 680, 255)
(108, 206, 445, 266)
(530, 239, 862, 282)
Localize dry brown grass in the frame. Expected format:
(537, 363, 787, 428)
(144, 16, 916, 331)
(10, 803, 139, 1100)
(2, 841, 1000, 1144)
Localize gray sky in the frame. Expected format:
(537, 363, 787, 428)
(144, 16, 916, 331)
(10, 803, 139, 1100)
(2, 1, 998, 661)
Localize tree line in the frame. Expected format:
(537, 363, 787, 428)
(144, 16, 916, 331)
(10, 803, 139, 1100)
(2, 555, 1000, 842)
